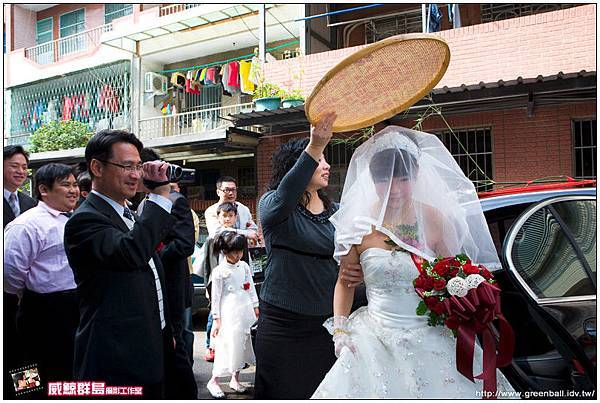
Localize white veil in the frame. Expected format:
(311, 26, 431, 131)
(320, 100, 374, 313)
(330, 126, 501, 270)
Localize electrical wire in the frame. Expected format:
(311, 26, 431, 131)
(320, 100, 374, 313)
(266, 8, 297, 40)
(234, 5, 260, 41)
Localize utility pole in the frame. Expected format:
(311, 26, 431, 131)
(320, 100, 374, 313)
(259, 4, 266, 63)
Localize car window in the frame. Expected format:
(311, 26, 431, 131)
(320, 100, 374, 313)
(510, 200, 596, 299)
(551, 200, 597, 273)
(485, 204, 531, 256)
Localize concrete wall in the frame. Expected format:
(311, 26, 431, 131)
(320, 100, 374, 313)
(11, 5, 37, 51)
(139, 60, 167, 120)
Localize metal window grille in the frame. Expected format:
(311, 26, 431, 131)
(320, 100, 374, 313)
(325, 141, 360, 202)
(365, 8, 423, 43)
(105, 4, 133, 24)
(59, 9, 86, 56)
(184, 85, 222, 112)
(480, 4, 577, 23)
(573, 119, 596, 179)
(8, 61, 131, 146)
(237, 166, 256, 198)
(436, 128, 494, 191)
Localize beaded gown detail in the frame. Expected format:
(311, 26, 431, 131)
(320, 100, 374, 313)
(312, 248, 516, 399)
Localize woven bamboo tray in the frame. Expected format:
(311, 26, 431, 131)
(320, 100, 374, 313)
(305, 34, 450, 132)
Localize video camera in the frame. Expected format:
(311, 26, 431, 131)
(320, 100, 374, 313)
(166, 163, 196, 184)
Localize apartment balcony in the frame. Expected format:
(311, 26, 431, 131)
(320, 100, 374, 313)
(158, 3, 202, 17)
(24, 24, 113, 65)
(138, 103, 255, 142)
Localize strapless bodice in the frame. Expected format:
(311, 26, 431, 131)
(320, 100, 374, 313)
(359, 248, 426, 329)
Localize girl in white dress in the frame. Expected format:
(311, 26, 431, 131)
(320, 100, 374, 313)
(312, 126, 518, 399)
(206, 231, 259, 398)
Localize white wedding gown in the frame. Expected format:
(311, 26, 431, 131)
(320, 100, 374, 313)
(312, 248, 517, 399)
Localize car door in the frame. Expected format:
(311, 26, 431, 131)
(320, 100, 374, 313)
(502, 195, 596, 392)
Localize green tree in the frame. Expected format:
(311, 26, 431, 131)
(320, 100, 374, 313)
(30, 120, 92, 153)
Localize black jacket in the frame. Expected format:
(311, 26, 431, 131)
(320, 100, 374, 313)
(160, 190, 195, 315)
(3, 191, 37, 228)
(64, 192, 175, 385)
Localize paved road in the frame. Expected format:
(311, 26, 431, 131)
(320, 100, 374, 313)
(192, 310, 255, 399)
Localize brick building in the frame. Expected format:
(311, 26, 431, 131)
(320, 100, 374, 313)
(240, 4, 596, 199)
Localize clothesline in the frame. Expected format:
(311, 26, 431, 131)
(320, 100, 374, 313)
(158, 40, 300, 74)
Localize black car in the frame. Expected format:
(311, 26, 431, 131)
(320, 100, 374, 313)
(480, 186, 596, 395)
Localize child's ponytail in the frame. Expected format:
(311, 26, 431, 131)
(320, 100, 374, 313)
(213, 231, 247, 256)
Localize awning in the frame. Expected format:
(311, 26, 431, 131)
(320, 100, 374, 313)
(99, 3, 298, 63)
(28, 128, 259, 168)
(229, 71, 596, 130)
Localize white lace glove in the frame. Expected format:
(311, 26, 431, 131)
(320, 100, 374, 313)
(331, 316, 357, 358)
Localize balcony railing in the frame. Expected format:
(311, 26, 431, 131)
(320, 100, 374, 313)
(159, 3, 202, 17)
(138, 103, 253, 141)
(24, 24, 113, 65)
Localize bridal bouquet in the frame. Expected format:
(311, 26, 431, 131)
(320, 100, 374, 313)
(411, 253, 515, 397)
(411, 253, 495, 330)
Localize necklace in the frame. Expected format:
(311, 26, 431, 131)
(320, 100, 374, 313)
(383, 222, 421, 250)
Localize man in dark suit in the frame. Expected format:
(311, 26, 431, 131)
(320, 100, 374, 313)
(64, 130, 176, 398)
(3, 145, 37, 399)
(3, 145, 37, 227)
(139, 148, 197, 399)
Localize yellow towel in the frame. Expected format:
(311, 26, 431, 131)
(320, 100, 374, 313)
(239, 60, 254, 94)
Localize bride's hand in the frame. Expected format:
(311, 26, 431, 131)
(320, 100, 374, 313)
(340, 261, 364, 288)
(333, 333, 357, 358)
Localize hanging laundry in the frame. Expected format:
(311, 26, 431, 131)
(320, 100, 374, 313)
(193, 69, 201, 82)
(239, 60, 255, 95)
(31, 104, 38, 130)
(213, 66, 222, 85)
(248, 56, 261, 85)
(227, 61, 240, 89)
(171, 72, 187, 89)
(186, 79, 201, 95)
(63, 96, 74, 121)
(83, 92, 92, 117)
(45, 98, 58, 122)
(428, 4, 443, 33)
(205, 67, 216, 85)
(199, 68, 208, 84)
(99, 85, 120, 113)
(448, 4, 461, 28)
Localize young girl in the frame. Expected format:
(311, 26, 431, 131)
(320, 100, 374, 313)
(207, 231, 259, 398)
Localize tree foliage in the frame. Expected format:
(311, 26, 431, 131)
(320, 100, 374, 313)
(30, 120, 92, 153)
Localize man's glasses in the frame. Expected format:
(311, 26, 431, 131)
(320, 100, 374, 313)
(99, 160, 144, 173)
(220, 187, 237, 193)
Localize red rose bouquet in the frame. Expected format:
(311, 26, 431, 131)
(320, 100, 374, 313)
(412, 254, 495, 329)
(411, 253, 515, 398)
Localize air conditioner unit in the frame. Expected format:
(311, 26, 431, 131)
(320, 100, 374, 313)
(144, 72, 168, 95)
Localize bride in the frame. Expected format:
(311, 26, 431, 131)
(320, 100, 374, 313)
(312, 126, 517, 399)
